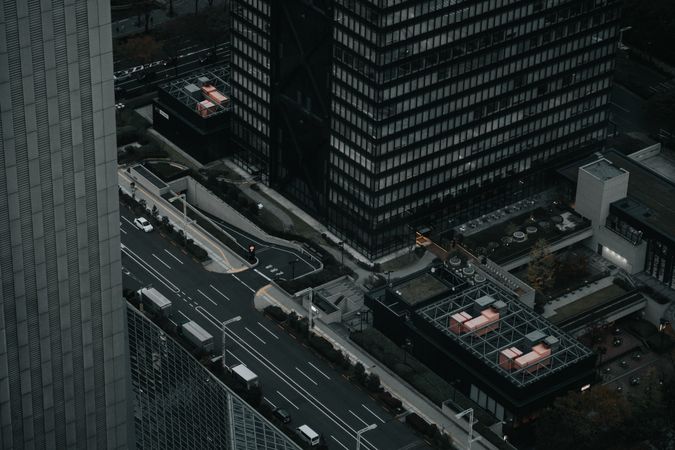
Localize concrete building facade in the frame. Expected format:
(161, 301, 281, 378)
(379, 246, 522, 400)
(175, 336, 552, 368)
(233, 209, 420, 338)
(0, 1, 130, 448)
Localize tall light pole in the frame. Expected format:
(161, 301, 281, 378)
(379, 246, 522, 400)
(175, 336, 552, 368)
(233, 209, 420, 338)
(338, 241, 345, 268)
(222, 316, 241, 370)
(167, 192, 188, 241)
(289, 258, 299, 280)
(384, 270, 393, 286)
(455, 408, 481, 450)
(618, 26, 632, 50)
(355, 423, 377, 450)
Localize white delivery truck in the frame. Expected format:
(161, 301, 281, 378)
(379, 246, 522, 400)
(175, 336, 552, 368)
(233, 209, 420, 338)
(138, 287, 172, 316)
(231, 364, 259, 389)
(296, 425, 319, 446)
(181, 320, 214, 353)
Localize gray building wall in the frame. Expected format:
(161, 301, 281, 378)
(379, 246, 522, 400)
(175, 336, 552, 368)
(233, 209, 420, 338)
(127, 305, 301, 450)
(0, 1, 129, 449)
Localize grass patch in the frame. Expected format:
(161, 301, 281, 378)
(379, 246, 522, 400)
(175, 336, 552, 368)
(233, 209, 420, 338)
(549, 284, 627, 324)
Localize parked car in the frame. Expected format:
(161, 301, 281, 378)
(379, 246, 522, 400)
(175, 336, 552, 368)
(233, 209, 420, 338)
(134, 217, 153, 232)
(273, 408, 291, 424)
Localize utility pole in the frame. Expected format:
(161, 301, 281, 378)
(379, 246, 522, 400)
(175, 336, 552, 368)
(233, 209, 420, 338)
(356, 424, 377, 450)
(221, 316, 241, 370)
(455, 408, 481, 450)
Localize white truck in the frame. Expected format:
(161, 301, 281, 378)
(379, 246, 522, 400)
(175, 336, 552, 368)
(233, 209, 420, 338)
(231, 364, 259, 389)
(138, 287, 172, 316)
(181, 320, 213, 353)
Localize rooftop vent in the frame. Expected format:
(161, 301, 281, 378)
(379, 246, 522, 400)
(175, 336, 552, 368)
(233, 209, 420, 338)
(544, 335, 560, 351)
(472, 295, 495, 315)
(524, 330, 546, 347)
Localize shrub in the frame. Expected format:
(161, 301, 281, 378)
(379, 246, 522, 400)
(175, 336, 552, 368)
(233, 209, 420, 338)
(117, 125, 139, 146)
(264, 305, 288, 323)
(309, 334, 344, 364)
(378, 391, 403, 412)
(406, 412, 432, 435)
(364, 372, 382, 392)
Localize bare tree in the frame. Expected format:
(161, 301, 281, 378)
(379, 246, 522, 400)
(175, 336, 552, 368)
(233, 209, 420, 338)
(527, 238, 556, 293)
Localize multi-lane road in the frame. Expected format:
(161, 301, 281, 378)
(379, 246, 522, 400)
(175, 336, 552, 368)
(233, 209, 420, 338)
(114, 41, 230, 100)
(119, 205, 431, 450)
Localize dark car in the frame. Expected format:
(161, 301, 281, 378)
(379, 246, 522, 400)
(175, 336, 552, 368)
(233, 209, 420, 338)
(273, 408, 291, 424)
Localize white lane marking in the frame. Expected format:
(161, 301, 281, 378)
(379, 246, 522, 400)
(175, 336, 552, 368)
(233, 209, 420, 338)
(276, 390, 300, 410)
(210, 284, 230, 301)
(226, 350, 242, 365)
(152, 253, 171, 269)
(361, 404, 386, 424)
(308, 362, 331, 380)
(349, 410, 369, 427)
(295, 367, 318, 386)
(245, 327, 266, 345)
(178, 310, 191, 321)
(331, 435, 350, 450)
(265, 264, 273, 269)
(164, 249, 183, 264)
(121, 244, 179, 293)
(277, 271, 284, 276)
(121, 216, 136, 227)
(232, 274, 255, 293)
(194, 306, 379, 450)
(120, 226, 127, 235)
(263, 397, 277, 409)
(254, 268, 273, 282)
(270, 268, 278, 273)
(197, 289, 217, 306)
(257, 322, 279, 339)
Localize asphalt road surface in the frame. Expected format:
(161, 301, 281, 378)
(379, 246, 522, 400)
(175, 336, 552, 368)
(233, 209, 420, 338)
(201, 211, 322, 281)
(120, 205, 432, 450)
(114, 41, 230, 100)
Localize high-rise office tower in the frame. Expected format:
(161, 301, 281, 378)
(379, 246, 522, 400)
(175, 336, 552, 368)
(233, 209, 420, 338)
(231, 0, 333, 217)
(127, 304, 300, 450)
(0, 1, 130, 448)
(232, 0, 621, 259)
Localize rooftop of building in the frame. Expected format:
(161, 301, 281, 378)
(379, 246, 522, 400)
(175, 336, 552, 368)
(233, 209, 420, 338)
(371, 266, 593, 388)
(158, 66, 232, 118)
(580, 158, 627, 181)
(603, 150, 675, 240)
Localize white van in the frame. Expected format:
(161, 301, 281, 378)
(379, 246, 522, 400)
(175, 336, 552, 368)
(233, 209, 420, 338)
(297, 424, 319, 446)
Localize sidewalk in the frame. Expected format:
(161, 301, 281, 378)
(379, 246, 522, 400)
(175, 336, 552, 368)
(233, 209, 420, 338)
(255, 285, 498, 450)
(222, 159, 435, 285)
(118, 168, 248, 273)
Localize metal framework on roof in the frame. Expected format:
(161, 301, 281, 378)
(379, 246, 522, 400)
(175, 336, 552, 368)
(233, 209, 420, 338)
(417, 281, 592, 387)
(160, 65, 232, 117)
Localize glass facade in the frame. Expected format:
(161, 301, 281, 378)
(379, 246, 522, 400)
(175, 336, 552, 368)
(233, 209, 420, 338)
(127, 306, 300, 450)
(231, 0, 333, 215)
(329, 0, 621, 259)
(231, 0, 273, 182)
(231, 0, 621, 260)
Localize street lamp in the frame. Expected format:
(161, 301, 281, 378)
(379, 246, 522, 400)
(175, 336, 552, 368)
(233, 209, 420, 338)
(618, 26, 632, 50)
(222, 316, 242, 370)
(289, 258, 299, 280)
(338, 241, 345, 268)
(355, 423, 377, 450)
(402, 338, 413, 365)
(168, 192, 189, 241)
(307, 290, 319, 337)
(455, 408, 481, 450)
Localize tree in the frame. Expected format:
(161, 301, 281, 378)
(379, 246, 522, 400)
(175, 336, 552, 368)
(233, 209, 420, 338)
(527, 239, 556, 293)
(119, 35, 163, 65)
(535, 385, 632, 450)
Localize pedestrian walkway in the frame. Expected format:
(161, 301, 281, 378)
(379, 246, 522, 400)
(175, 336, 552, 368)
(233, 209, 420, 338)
(222, 159, 436, 285)
(255, 285, 498, 450)
(118, 167, 247, 273)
